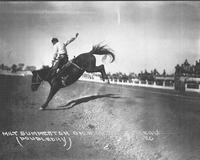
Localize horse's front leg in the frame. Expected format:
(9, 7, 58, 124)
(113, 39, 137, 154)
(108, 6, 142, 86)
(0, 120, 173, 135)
(40, 85, 60, 110)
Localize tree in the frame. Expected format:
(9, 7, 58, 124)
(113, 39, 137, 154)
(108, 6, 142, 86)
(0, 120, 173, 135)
(18, 63, 25, 71)
(0, 63, 4, 70)
(107, 72, 112, 80)
(11, 64, 17, 73)
(25, 66, 36, 71)
(128, 72, 136, 79)
(162, 69, 166, 76)
(153, 69, 159, 76)
(121, 73, 128, 82)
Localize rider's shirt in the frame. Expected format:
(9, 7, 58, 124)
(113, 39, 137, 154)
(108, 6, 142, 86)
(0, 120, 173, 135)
(53, 42, 68, 58)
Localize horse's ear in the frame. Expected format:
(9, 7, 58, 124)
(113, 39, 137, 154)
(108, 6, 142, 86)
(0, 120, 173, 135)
(31, 70, 36, 75)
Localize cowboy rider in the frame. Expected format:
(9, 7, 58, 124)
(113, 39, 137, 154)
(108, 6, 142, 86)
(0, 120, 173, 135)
(51, 33, 79, 77)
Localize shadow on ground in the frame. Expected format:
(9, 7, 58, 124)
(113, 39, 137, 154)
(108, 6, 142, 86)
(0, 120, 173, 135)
(44, 94, 122, 111)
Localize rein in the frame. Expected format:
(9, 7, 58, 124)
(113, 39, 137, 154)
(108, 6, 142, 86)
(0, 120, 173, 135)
(69, 61, 83, 70)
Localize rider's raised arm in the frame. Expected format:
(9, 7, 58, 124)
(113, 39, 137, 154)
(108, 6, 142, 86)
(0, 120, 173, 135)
(64, 33, 79, 46)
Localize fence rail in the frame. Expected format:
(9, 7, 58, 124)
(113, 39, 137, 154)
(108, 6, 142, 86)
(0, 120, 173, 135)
(1, 70, 200, 93)
(79, 75, 200, 93)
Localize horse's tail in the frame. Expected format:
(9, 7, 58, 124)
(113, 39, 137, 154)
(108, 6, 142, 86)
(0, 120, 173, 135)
(90, 44, 115, 63)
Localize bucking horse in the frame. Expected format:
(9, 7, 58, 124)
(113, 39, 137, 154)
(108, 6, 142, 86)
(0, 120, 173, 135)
(31, 44, 115, 110)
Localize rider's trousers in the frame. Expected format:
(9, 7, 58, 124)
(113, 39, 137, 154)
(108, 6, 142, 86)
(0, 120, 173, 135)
(52, 54, 68, 77)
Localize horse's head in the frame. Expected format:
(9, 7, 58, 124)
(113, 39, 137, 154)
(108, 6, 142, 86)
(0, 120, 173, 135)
(31, 70, 43, 91)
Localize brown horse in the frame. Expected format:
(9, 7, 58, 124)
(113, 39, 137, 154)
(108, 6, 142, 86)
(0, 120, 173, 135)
(31, 44, 115, 110)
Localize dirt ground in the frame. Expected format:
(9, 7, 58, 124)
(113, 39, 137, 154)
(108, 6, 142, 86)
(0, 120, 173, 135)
(0, 75, 200, 160)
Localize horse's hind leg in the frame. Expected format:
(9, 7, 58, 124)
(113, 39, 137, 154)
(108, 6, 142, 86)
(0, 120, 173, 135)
(99, 65, 109, 83)
(86, 64, 109, 83)
(84, 55, 109, 83)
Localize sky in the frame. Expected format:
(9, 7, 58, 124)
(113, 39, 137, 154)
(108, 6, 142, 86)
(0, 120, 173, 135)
(1, 1, 200, 74)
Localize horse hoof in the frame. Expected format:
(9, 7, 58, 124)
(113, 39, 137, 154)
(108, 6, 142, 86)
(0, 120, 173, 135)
(39, 106, 45, 110)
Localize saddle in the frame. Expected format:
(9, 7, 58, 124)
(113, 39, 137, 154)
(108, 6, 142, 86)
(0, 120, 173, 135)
(51, 60, 83, 85)
(58, 61, 83, 77)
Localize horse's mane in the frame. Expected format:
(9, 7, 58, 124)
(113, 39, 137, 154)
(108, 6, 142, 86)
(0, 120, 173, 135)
(42, 65, 50, 69)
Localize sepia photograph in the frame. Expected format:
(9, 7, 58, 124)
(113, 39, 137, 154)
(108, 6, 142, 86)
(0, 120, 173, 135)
(0, 1, 200, 160)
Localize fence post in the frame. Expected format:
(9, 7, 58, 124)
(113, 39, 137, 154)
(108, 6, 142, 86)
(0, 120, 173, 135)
(146, 80, 148, 85)
(185, 83, 187, 89)
(163, 80, 165, 87)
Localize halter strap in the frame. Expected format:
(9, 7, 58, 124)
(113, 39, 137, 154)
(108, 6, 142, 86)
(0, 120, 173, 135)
(37, 72, 42, 81)
(31, 72, 43, 85)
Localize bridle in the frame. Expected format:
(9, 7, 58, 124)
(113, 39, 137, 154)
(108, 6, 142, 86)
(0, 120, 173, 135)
(31, 72, 43, 85)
